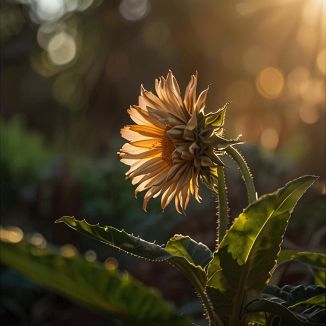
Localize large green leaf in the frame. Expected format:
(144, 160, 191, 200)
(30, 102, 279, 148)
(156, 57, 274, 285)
(57, 216, 212, 287)
(246, 284, 326, 325)
(246, 298, 321, 325)
(0, 228, 191, 325)
(277, 250, 326, 286)
(289, 293, 326, 309)
(206, 175, 317, 323)
(56, 216, 169, 260)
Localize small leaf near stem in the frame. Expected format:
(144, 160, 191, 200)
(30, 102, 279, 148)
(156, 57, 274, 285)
(225, 146, 257, 205)
(215, 165, 230, 247)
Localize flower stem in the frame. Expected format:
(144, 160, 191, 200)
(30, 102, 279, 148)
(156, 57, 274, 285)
(225, 146, 257, 205)
(215, 165, 229, 246)
(171, 262, 224, 326)
(196, 285, 224, 326)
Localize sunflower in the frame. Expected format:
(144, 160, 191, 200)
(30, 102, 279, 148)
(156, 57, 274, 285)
(118, 71, 239, 213)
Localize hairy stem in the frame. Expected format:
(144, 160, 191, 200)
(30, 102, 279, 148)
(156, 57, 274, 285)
(215, 165, 229, 247)
(196, 285, 224, 326)
(172, 262, 224, 326)
(225, 146, 257, 204)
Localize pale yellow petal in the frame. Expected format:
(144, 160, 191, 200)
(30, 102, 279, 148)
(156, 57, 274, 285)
(127, 106, 151, 126)
(143, 185, 162, 211)
(120, 148, 161, 162)
(130, 139, 162, 149)
(140, 86, 166, 112)
(162, 165, 192, 211)
(129, 106, 165, 128)
(121, 126, 157, 142)
(129, 125, 164, 138)
(129, 160, 166, 178)
(172, 73, 181, 96)
(195, 87, 209, 112)
(183, 73, 197, 113)
(126, 157, 162, 177)
(121, 143, 152, 155)
(136, 170, 168, 192)
(166, 163, 187, 181)
(135, 169, 167, 193)
(166, 71, 184, 108)
(185, 112, 198, 131)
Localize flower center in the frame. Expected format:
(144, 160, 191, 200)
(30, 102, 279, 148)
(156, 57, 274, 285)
(161, 130, 175, 164)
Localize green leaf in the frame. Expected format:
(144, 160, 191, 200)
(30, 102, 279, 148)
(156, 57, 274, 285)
(289, 293, 326, 309)
(206, 176, 317, 321)
(165, 234, 212, 268)
(204, 104, 227, 128)
(56, 216, 169, 261)
(277, 250, 326, 286)
(0, 229, 191, 325)
(211, 135, 242, 151)
(57, 217, 212, 287)
(245, 312, 266, 325)
(247, 285, 326, 325)
(246, 299, 320, 325)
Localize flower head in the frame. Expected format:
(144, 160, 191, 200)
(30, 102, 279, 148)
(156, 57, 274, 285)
(119, 71, 239, 213)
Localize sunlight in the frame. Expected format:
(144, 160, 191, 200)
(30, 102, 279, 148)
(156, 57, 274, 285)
(256, 67, 284, 99)
(0, 226, 23, 243)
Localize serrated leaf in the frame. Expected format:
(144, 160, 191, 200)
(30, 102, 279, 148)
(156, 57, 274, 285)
(277, 250, 326, 286)
(57, 216, 169, 261)
(246, 299, 320, 325)
(165, 234, 212, 268)
(204, 104, 227, 128)
(246, 285, 326, 325)
(261, 284, 326, 306)
(206, 176, 317, 321)
(57, 217, 212, 287)
(0, 231, 191, 325)
(245, 311, 266, 325)
(289, 294, 326, 309)
(211, 135, 242, 150)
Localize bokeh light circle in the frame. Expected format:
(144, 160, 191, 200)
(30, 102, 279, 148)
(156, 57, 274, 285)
(260, 128, 279, 150)
(286, 66, 310, 96)
(35, 0, 65, 22)
(256, 67, 284, 99)
(47, 32, 76, 65)
(316, 48, 326, 75)
(299, 106, 320, 124)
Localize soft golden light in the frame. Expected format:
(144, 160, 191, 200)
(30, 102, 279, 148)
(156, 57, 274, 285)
(242, 45, 271, 74)
(303, 79, 325, 104)
(0, 226, 23, 243)
(256, 67, 284, 99)
(47, 32, 76, 65)
(60, 244, 77, 258)
(260, 128, 279, 150)
(316, 48, 326, 75)
(104, 257, 118, 270)
(286, 66, 310, 96)
(299, 106, 320, 124)
(296, 25, 317, 49)
(226, 80, 254, 109)
(30, 233, 47, 248)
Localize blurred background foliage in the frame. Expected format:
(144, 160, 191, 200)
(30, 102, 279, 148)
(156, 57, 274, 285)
(0, 0, 325, 324)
